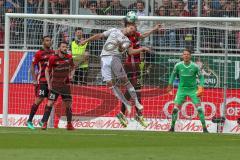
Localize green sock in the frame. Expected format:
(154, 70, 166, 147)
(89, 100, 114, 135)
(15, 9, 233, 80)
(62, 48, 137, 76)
(197, 107, 206, 129)
(171, 108, 179, 129)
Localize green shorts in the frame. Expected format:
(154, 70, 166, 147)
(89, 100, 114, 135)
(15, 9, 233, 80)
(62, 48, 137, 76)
(174, 87, 200, 105)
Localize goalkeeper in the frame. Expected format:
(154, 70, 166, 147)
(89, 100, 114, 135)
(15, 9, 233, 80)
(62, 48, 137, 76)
(117, 21, 161, 128)
(167, 48, 208, 133)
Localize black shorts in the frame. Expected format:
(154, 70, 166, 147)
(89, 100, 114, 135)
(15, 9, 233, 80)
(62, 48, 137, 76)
(48, 89, 72, 101)
(35, 84, 49, 98)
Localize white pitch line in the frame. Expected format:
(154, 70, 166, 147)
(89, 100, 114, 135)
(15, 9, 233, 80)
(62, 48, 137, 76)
(0, 130, 118, 136)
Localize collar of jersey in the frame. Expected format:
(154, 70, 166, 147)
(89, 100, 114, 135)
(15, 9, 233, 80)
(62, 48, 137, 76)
(182, 61, 192, 68)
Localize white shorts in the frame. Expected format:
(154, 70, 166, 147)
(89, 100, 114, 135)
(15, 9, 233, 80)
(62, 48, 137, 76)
(101, 56, 127, 82)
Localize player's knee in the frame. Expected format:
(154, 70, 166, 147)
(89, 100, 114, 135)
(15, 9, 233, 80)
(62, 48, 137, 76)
(47, 100, 54, 107)
(173, 107, 179, 114)
(64, 100, 72, 107)
(35, 97, 44, 105)
(197, 106, 203, 113)
(107, 81, 113, 88)
(121, 77, 129, 84)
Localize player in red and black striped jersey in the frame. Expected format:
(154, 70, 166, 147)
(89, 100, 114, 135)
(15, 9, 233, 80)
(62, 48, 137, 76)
(27, 36, 55, 130)
(117, 22, 161, 127)
(40, 41, 75, 130)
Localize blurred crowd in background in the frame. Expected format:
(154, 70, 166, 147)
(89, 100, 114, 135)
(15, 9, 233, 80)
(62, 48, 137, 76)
(1, 0, 240, 51)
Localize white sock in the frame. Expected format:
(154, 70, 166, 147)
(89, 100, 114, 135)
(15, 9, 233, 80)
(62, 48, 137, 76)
(111, 86, 132, 114)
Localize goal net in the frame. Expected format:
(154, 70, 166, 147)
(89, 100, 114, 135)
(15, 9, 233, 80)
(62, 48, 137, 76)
(1, 14, 240, 133)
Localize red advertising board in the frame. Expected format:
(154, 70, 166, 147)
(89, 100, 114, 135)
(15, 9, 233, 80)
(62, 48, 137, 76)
(1, 84, 239, 121)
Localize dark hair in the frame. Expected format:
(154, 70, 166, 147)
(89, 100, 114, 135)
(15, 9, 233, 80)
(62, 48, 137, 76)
(123, 18, 136, 27)
(183, 48, 192, 54)
(75, 27, 83, 32)
(58, 41, 68, 47)
(137, 0, 145, 6)
(42, 35, 51, 42)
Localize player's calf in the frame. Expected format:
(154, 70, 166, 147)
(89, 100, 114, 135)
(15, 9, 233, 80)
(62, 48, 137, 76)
(169, 107, 179, 132)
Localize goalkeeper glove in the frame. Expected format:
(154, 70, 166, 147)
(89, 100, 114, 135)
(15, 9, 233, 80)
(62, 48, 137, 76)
(196, 86, 204, 97)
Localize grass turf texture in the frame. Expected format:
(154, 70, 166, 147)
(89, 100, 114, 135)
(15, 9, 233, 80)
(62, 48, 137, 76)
(0, 127, 239, 160)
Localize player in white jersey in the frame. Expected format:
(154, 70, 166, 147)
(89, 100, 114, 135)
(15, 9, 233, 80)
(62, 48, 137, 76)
(81, 24, 144, 122)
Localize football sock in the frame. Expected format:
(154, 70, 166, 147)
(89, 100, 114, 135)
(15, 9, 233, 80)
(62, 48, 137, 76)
(66, 107, 72, 123)
(111, 86, 131, 108)
(197, 106, 207, 129)
(41, 105, 52, 123)
(121, 91, 131, 114)
(171, 107, 179, 129)
(28, 103, 39, 122)
(125, 81, 141, 107)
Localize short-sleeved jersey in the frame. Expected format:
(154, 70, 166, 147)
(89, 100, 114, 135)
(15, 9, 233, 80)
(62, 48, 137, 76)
(47, 52, 74, 89)
(101, 28, 131, 56)
(126, 31, 141, 63)
(32, 48, 55, 84)
(169, 61, 204, 88)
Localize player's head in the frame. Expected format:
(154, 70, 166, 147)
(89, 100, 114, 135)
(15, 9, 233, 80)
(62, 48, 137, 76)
(182, 48, 192, 62)
(42, 35, 52, 49)
(58, 41, 68, 54)
(124, 23, 137, 36)
(75, 27, 83, 38)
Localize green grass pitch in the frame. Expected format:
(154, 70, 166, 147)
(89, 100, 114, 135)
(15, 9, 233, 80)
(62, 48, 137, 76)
(0, 127, 239, 160)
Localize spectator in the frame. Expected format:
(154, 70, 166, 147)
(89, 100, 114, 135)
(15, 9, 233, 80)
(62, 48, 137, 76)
(176, 1, 191, 48)
(109, 0, 127, 15)
(56, 0, 69, 14)
(88, 1, 97, 15)
(222, 1, 237, 17)
(154, 6, 176, 48)
(6, 6, 22, 46)
(176, 1, 191, 16)
(5, 0, 21, 13)
(59, 9, 70, 44)
(37, 0, 44, 14)
(210, 0, 225, 17)
(97, 0, 111, 15)
(136, 0, 146, 16)
(48, 0, 58, 14)
(172, 0, 179, 11)
(27, 0, 37, 14)
(71, 27, 89, 85)
(162, 0, 171, 15)
(136, 1, 148, 33)
(80, 0, 88, 8)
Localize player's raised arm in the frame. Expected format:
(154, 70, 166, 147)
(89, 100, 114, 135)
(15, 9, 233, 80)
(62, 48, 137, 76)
(128, 46, 150, 55)
(140, 24, 161, 39)
(80, 33, 105, 45)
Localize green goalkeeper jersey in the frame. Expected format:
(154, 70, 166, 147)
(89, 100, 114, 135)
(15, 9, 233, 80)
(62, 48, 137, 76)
(169, 61, 204, 88)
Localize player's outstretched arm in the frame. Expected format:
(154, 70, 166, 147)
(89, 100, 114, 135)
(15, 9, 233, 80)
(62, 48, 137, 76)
(80, 33, 105, 45)
(140, 24, 161, 39)
(128, 46, 150, 55)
